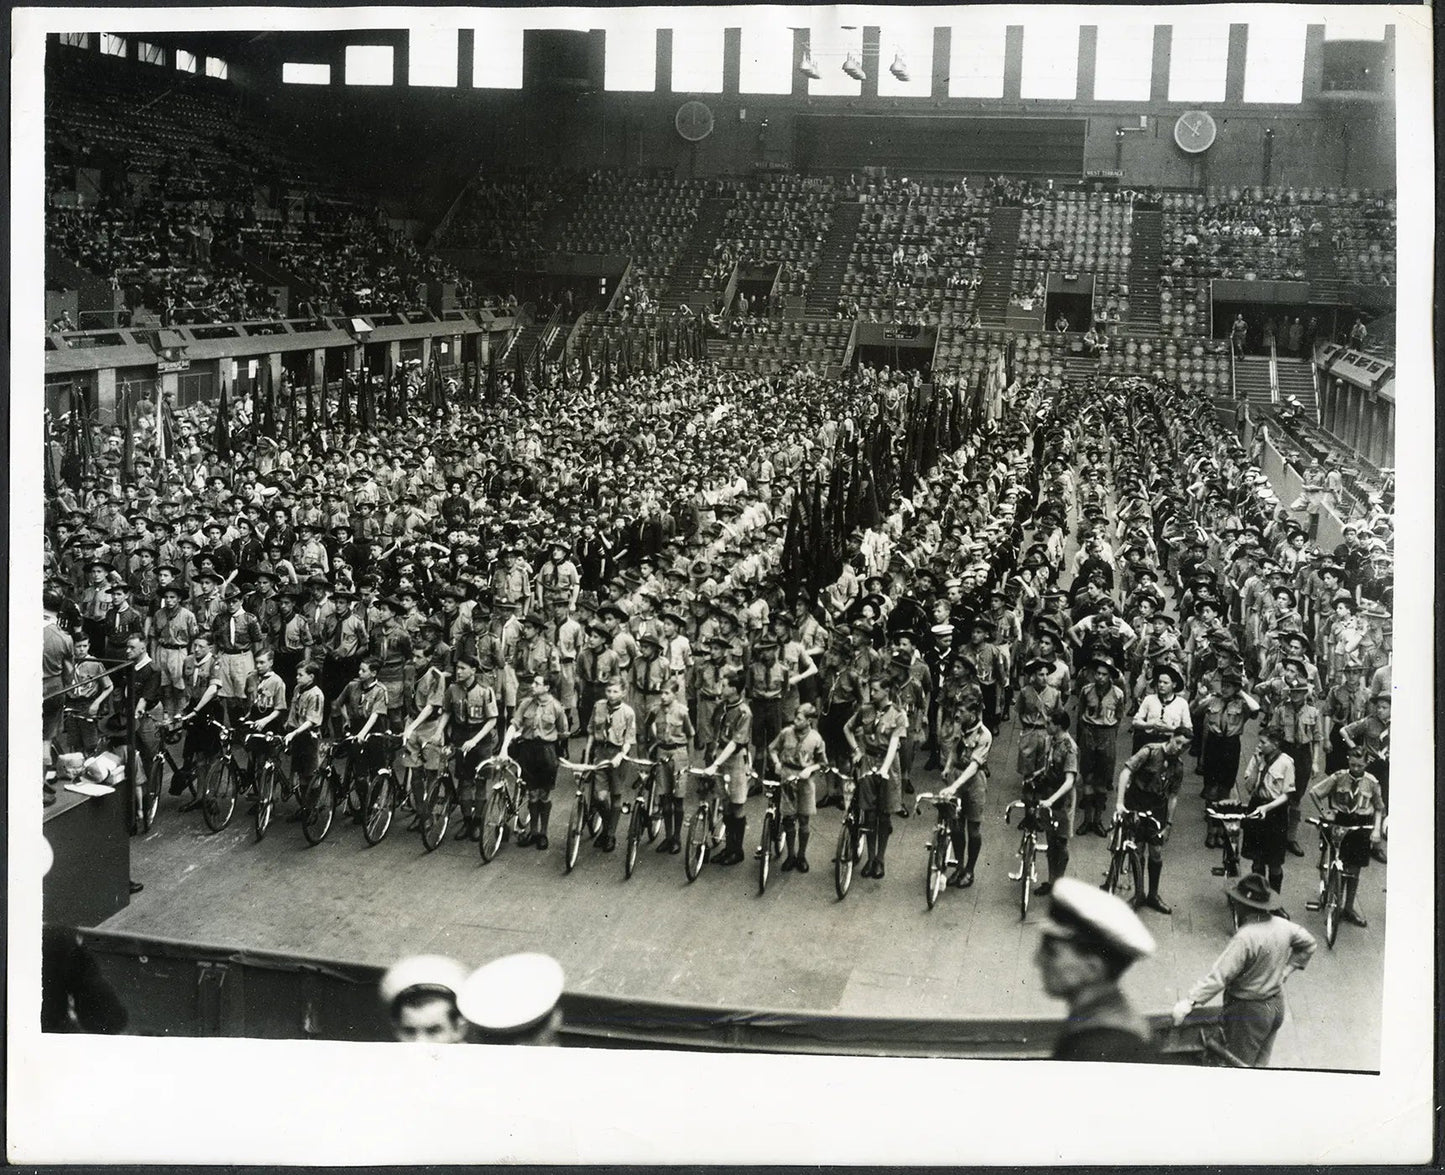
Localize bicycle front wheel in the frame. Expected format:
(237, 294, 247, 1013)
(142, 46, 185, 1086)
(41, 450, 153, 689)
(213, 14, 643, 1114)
(1018, 837, 1035, 920)
(925, 828, 948, 910)
(564, 793, 586, 873)
(420, 775, 450, 852)
(202, 759, 238, 833)
(363, 774, 394, 845)
(684, 806, 708, 882)
(302, 773, 335, 845)
(1323, 866, 1342, 948)
(624, 802, 645, 879)
(757, 810, 775, 895)
(834, 821, 856, 900)
(254, 763, 276, 841)
(480, 786, 508, 863)
(1129, 847, 1146, 903)
(1102, 848, 1124, 894)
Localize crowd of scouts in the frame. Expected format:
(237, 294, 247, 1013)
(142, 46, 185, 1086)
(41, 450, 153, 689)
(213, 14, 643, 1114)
(40, 355, 1391, 919)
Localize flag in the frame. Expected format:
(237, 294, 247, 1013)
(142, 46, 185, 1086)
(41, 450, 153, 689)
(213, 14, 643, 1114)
(533, 339, 544, 390)
(487, 347, 498, 404)
(579, 345, 592, 388)
(337, 371, 351, 430)
(599, 336, 611, 389)
(284, 372, 296, 444)
(319, 370, 331, 428)
(60, 388, 84, 488)
(214, 381, 231, 460)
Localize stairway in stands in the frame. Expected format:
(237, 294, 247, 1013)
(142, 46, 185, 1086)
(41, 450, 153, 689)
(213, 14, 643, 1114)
(974, 207, 1022, 327)
(1127, 208, 1163, 337)
(659, 196, 731, 311)
(1233, 356, 1274, 414)
(1275, 356, 1319, 420)
(805, 199, 865, 316)
(1302, 218, 1344, 305)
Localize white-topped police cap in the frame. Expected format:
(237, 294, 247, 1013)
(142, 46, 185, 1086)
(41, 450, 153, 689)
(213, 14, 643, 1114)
(1039, 878, 1156, 961)
(378, 954, 470, 1008)
(457, 952, 565, 1033)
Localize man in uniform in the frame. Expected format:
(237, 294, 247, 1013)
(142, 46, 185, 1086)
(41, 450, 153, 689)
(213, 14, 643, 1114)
(1172, 873, 1318, 1067)
(1034, 878, 1157, 1062)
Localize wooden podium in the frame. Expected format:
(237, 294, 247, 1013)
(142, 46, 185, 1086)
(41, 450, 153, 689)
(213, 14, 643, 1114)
(43, 784, 130, 928)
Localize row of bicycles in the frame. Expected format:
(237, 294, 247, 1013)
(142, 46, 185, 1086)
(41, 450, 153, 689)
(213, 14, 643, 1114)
(117, 715, 1371, 937)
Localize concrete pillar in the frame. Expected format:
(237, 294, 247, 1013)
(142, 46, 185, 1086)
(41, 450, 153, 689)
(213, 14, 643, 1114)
(1301, 25, 1325, 100)
(311, 347, 327, 391)
(658, 28, 673, 95)
(1224, 24, 1249, 103)
(458, 29, 474, 89)
(793, 29, 809, 98)
(1078, 26, 1098, 102)
(96, 367, 117, 424)
(1150, 26, 1171, 103)
(722, 27, 741, 97)
(861, 27, 880, 99)
(387, 340, 401, 381)
(1002, 26, 1024, 101)
(931, 27, 950, 99)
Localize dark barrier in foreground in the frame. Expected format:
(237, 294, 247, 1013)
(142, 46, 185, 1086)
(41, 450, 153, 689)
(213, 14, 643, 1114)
(64, 926, 1218, 1061)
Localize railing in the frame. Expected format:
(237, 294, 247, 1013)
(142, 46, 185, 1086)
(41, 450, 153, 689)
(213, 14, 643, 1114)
(1267, 338, 1280, 404)
(63, 925, 1222, 1060)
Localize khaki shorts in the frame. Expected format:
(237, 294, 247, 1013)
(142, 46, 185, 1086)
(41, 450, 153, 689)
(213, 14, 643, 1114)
(782, 773, 817, 818)
(215, 651, 255, 700)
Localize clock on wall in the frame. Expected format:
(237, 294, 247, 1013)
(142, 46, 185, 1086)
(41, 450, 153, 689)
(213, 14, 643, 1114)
(1173, 110, 1218, 154)
(675, 100, 715, 143)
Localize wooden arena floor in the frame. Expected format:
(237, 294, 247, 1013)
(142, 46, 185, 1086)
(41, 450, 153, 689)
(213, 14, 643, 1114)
(106, 710, 1385, 1070)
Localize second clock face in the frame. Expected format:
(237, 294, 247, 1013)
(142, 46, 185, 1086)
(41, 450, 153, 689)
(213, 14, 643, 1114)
(1174, 110, 1218, 153)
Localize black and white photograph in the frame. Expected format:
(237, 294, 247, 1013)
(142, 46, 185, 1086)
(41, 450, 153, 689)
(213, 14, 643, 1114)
(8, 3, 1435, 1164)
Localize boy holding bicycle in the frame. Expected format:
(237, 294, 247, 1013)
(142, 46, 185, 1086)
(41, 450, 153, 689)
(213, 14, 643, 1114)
(648, 678, 694, 855)
(583, 678, 638, 853)
(63, 631, 111, 756)
(282, 662, 326, 815)
(1308, 747, 1385, 927)
(401, 643, 450, 831)
(766, 701, 826, 873)
(446, 656, 500, 843)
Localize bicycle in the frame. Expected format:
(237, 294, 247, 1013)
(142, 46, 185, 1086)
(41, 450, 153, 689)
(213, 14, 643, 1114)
(1304, 815, 1358, 949)
(620, 755, 665, 880)
(754, 775, 787, 894)
(833, 770, 880, 901)
(1102, 808, 1162, 902)
(196, 717, 241, 833)
(913, 791, 961, 911)
(558, 759, 607, 874)
(298, 738, 341, 845)
(1005, 795, 1050, 920)
(683, 767, 727, 882)
(248, 729, 288, 842)
(401, 747, 455, 852)
(129, 715, 192, 835)
(358, 732, 405, 846)
(477, 754, 526, 863)
(1205, 802, 1251, 930)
